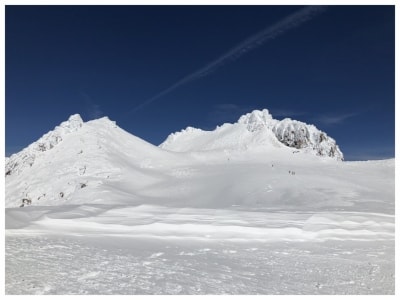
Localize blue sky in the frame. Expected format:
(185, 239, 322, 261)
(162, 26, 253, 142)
(5, 5, 395, 160)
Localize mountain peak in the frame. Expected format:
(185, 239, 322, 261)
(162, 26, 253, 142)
(161, 108, 344, 160)
(237, 109, 275, 131)
(235, 109, 343, 160)
(87, 115, 118, 128)
(36, 113, 84, 150)
(66, 113, 83, 122)
(5, 114, 85, 177)
(58, 113, 84, 132)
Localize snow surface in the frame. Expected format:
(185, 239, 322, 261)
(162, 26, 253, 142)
(5, 112, 394, 294)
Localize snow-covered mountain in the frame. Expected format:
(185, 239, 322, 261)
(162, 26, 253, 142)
(5, 111, 395, 294)
(160, 109, 343, 160)
(6, 114, 84, 177)
(5, 114, 187, 208)
(5, 110, 388, 211)
(5, 109, 343, 208)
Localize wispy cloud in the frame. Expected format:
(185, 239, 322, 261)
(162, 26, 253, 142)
(314, 112, 359, 126)
(129, 6, 327, 114)
(207, 103, 256, 124)
(80, 92, 103, 119)
(343, 145, 395, 161)
(345, 153, 394, 161)
(88, 103, 103, 119)
(269, 108, 307, 118)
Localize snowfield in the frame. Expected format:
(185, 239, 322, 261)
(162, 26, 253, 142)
(5, 111, 395, 294)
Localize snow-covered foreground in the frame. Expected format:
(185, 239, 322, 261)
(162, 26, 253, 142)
(5, 202, 395, 295)
(5, 235, 394, 294)
(5, 204, 394, 294)
(5, 112, 395, 294)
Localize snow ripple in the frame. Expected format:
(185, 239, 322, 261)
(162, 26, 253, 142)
(6, 205, 394, 243)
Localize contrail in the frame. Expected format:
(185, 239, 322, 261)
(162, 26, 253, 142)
(129, 5, 327, 113)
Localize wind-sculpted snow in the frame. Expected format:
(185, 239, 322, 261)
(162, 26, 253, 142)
(5, 205, 395, 294)
(5, 112, 394, 294)
(161, 109, 344, 160)
(6, 205, 394, 242)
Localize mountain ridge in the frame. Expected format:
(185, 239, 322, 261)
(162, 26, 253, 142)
(4, 108, 394, 246)
(5, 109, 346, 208)
(160, 109, 343, 160)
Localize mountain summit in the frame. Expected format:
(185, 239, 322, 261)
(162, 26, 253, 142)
(5, 114, 84, 177)
(160, 109, 343, 160)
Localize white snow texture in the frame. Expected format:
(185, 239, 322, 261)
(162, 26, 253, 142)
(5, 109, 394, 295)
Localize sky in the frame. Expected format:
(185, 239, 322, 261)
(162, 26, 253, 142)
(5, 5, 395, 160)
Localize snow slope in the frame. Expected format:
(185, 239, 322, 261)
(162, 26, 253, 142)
(5, 112, 394, 294)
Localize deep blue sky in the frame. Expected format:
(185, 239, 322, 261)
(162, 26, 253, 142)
(6, 5, 395, 160)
